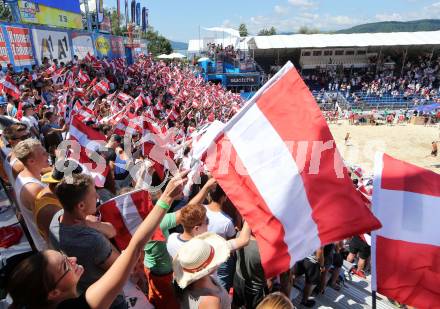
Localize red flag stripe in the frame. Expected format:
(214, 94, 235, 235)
(374, 236, 440, 308)
(381, 153, 440, 197)
(207, 135, 291, 277)
(99, 199, 133, 250)
(254, 65, 379, 244)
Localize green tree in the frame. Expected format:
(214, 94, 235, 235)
(110, 9, 123, 35)
(258, 27, 277, 36)
(298, 26, 320, 34)
(143, 27, 172, 56)
(0, 2, 12, 22)
(239, 23, 248, 37)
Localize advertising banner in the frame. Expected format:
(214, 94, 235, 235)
(6, 26, 34, 67)
(99, 15, 111, 33)
(135, 3, 140, 26)
(30, 0, 81, 14)
(32, 29, 72, 65)
(18, 0, 82, 29)
(51, 72, 66, 85)
(225, 74, 260, 86)
(96, 0, 104, 23)
(0, 28, 11, 66)
(110, 36, 125, 58)
(71, 32, 95, 60)
(94, 34, 111, 58)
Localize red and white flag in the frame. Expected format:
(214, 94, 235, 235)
(45, 64, 56, 76)
(202, 62, 381, 278)
(371, 153, 440, 309)
(0, 75, 20, 99)
(93, 81, 110, 96)
(117, 92, 134, 103)
(99, 189, 165, 250)
(78, 69, 90, 85)
(69, 115, 108, 187)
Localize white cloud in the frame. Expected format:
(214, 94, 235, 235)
(288, 0, 316, 9)
(375, 13, 403, 22)
(329, 15, 359, 26)
(274, 5, 289, 15)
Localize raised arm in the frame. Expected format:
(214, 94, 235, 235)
(228, 221, 251, 251)
(84, 170, 189, 309)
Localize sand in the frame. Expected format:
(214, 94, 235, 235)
(329, 120, 440, 176)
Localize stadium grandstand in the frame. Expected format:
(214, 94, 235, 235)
(189, 30, 440, 111)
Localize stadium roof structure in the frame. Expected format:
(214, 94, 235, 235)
(248, 30, 440, 49)
(188, 31, 440, 53)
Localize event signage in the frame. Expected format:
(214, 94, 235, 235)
(0, 28, 10, 66)
(110, 36, 125, 57)
(95, 35, 111, 57)
(6, 26, 34, 66)
(225, 74, 260, 86)
(18, 0, 82, 29)
(99, 16, 112, 33)
(51, 72, 66, 85)
(135, 3, 140, 26)
(32, 29, 72, 65)
(71, 32, 95, 60)
(96, 0, 104, 23)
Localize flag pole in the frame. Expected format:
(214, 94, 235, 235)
(372, 291, 377, 309)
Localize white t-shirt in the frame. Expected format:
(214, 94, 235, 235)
(205, 206, 235, 239)
(167, 232, 187, 258)
(21, 115, 38, 130)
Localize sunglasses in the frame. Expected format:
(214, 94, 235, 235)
(52, 251, 71, 289)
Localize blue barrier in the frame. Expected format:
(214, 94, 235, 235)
(0, 21, 132, 71)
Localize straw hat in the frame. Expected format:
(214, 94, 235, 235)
(173, 232, 230, 289)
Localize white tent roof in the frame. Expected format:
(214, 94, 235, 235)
(249, 31, 440, 50)
(203, 27, 240, 38)
(188, 37, 241, 52)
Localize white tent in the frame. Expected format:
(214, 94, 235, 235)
(169, 52, 186, 59)
(248, 31, 440, 50)
(157, 54, 171, 59)
(203, 27, 240, 38)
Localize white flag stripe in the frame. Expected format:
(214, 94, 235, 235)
(374, 188, 440, 246)
(227, 103, 320, 265)
(69, 125, 104, 152)
(115, 195, 143, 236)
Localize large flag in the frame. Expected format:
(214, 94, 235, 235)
(202, 62, 381, 278)
(0, 75, 20, 99)
(99, 189, 165, 250)
(68, 115, 108, 187)
(371, 153, 440, 309)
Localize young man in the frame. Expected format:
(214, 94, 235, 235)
(13, 138, 50, 250)
(50, 174, 125, 309)
(20, 103, 39, 138)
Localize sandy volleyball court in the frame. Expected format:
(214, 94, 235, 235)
(329, 120, 440, 175)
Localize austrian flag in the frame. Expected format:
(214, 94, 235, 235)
(99, 189, 164, 250)
(203, 62, 381, 278)
(93, 80, 110, 96)
(371, 153, 440, 309)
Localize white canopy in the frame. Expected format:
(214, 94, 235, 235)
(248, 31, 440, 50)
(203, 27, 240, 38)
(157, 53, 186, 59)
(188, 37, 240, 53)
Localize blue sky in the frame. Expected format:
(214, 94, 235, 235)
(103, 0, 440, 42)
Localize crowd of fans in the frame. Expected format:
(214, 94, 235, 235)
(303, 54, 440, 105)
(0, 54, 377, 309)
(206, 43, 240, 64)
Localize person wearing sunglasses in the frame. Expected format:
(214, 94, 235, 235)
(1, 123, 30, 185)
(6, 170, 189, 309)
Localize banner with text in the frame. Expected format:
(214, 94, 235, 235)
(71, 32, 95, 60)
(0, 28, 10, 66)
(6, 26, 34, 67)
(32, 28, 72, 65)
